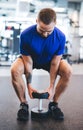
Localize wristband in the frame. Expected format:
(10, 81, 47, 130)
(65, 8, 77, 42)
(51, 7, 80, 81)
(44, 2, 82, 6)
(26, 73, 32, 84)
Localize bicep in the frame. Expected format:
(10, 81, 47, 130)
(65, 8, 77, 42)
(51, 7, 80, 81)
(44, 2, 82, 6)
(20, 55, 33, 73)
(53, 55, 62, 63)
(22, 55, 33, 65)
(50, 55, 62, 73)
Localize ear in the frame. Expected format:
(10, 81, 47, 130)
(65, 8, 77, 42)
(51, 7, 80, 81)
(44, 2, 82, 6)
(36, 19, 40, 24)
(54, 20, 56, 25)
(36, 19, 38, 23)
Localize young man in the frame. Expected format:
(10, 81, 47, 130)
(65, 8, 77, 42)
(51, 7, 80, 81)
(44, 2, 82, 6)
(11, 8, 72, 121)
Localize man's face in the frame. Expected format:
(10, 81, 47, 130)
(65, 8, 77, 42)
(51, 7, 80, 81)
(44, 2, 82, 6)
(36, 20, 55, 38)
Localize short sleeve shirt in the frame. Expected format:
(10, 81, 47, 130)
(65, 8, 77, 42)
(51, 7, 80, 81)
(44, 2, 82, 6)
(20, 25, 66, 66)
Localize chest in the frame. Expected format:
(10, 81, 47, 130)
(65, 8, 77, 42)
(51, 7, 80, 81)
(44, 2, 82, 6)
(30, 35, 59, 56)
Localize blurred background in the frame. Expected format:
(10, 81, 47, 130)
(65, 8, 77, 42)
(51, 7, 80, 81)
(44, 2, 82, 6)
(0, 0, 83, 69)
(0, 2, 83, 130)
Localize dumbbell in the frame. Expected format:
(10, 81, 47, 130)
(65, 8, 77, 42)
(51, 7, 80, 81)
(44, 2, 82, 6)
(31, 92, 49, 120)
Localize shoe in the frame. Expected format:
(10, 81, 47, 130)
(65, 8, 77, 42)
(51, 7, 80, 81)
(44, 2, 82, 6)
(48, 102, 64, 120)
(17, 103, 29, 121)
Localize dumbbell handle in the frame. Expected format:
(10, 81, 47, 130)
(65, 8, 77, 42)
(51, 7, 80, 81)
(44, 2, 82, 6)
(32, 92, 49, 99)
(38, 99, 42, 111)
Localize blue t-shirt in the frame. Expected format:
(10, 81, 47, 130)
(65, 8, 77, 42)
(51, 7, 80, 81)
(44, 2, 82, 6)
(20, 25, 66, 65)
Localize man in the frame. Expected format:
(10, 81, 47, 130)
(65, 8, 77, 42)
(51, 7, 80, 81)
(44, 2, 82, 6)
(11, 8, 72, 121)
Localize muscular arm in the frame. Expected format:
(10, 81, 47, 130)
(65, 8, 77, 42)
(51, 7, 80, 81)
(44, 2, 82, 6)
(21, 55, 37, 98)
(50, 55, 62, 87)
(46, 55, 62, 99)
(21, 55, 33, 83)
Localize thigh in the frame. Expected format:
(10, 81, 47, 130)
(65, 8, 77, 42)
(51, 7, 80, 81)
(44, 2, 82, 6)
(58, 60, 72, 76)
(11, 57, 25, 75)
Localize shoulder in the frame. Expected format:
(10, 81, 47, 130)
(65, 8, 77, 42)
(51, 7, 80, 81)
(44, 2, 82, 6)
(21, 24, 36, 37)
(54, 27, 66, 41)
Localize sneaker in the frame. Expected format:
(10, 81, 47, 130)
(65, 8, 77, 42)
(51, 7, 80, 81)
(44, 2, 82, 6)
(48, 102, 64, 120)
(17, 103, 29, 121)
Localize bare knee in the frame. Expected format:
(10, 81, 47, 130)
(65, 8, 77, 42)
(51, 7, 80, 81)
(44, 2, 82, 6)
(11, 66, 20, 81)
(11, 64, 24, 81)
(59, 61, 72, 81)
(11, 58, 25, 78)
(11, 66, 18, 77)
(65, 66, 72, 80)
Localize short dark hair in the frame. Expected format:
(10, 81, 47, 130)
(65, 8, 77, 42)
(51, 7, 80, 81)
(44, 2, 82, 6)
(38, 8, 56, 24)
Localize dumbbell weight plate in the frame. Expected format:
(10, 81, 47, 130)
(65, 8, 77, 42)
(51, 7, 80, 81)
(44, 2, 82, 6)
(31, 107, 49, 119)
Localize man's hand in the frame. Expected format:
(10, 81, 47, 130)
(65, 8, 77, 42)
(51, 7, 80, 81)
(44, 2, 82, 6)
(44, 86, 55, 100)
(27, 84, 38, 99)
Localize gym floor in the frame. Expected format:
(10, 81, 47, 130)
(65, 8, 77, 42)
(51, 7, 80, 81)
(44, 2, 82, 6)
(0, 64, 83, 130)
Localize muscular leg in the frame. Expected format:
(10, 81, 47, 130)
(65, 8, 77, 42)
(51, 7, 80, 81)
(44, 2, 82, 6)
(48, 59, 72, 120)
(11, 57, 27, 103)
(53, 60, 72, 102)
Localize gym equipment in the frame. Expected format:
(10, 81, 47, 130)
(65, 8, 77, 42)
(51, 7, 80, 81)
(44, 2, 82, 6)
(31, 92, 49, 120)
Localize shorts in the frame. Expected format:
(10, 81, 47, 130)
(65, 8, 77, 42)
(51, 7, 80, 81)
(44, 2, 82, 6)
(18, 55, 51, 72)
(33, 61, 51, 72)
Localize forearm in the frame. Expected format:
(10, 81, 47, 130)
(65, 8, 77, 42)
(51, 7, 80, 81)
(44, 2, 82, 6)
(26, 72, 32, 84)
(50, 55, 61, 88)
(21, 55, 38, 98)
(50, 65, 58, 88)
(21, 55, 33, 84)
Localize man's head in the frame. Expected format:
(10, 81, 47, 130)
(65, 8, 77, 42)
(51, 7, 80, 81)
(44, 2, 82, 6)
(36, 8, 56, 37)
(37, 8, 56, 24)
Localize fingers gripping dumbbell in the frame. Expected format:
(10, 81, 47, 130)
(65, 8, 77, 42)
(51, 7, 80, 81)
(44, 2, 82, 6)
(31, 92, 49, 119)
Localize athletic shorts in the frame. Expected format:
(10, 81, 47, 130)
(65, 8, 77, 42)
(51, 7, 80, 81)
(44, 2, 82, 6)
(18, 55, 51, 72)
